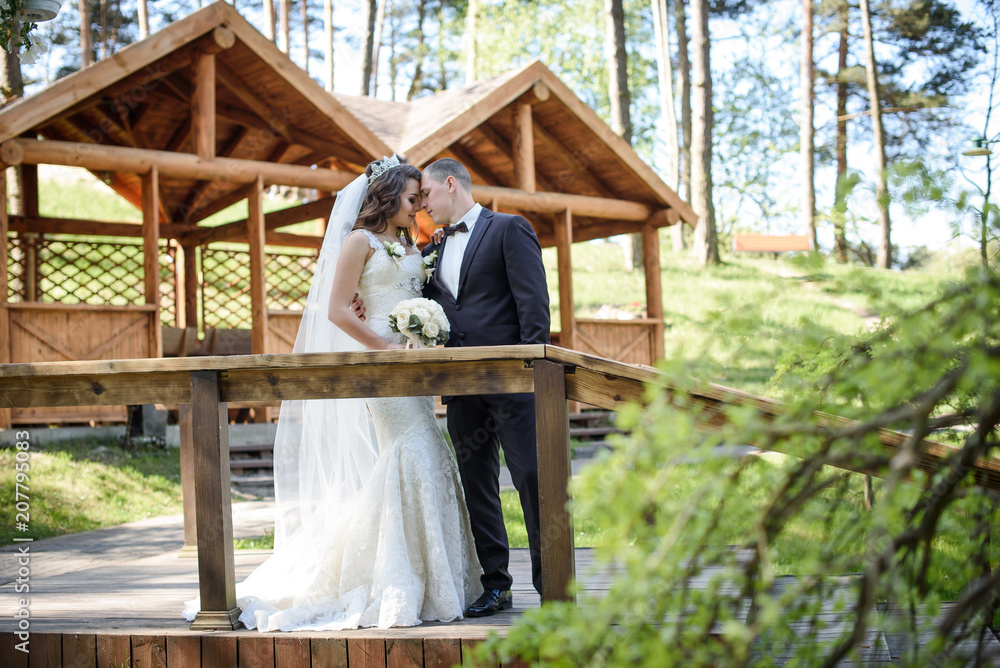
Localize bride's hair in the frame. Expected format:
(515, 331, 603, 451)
(355, 161, 422, 245)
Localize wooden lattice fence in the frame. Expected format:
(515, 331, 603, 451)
(5, 233, 177, 326)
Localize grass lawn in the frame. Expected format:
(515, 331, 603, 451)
(0, 439, 183, 545)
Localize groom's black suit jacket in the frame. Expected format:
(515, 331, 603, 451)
(422, 208, 550, 360)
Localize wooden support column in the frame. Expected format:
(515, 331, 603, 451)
(642, 222, 665, 361)
(0, 167, 10, 429)
(142, 166, 162, 357)
(192, 51, 216, 161)
(512, 102, 535, 194)
(188, 370, 241, 631)
(173, 241, 186, 328)
(555, 209, 575, 352)
(534, 359, 575, 602)
(20, 164, 39, 303)
(182, 245, 199, 334)
(178, 403, 196, 550)
(247, 175, 268, 354)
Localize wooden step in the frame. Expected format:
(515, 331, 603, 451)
(230, 474, 274, 485)
(229, 443, 273, 454)
(230, 458, 274, 470)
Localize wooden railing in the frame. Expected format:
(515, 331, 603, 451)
(2, 346, 998, 631)
(0, 345, 655, 630)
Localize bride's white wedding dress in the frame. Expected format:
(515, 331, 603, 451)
(183, 230, 482, 631)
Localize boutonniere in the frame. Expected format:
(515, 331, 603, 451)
(383, 240, 405, 265)
(422, 251, 439, 283)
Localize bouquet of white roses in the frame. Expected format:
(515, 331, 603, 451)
(389, 298, 450, 348)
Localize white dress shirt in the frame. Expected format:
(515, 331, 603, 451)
(438, 203, 482, 300)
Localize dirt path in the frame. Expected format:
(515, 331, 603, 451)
(758, 262, 882, 330)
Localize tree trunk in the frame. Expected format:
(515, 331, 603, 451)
(361, 0, 377, 96)
(371, 0, 386, 96)
(80, 0, 92, 67)
(605, 0, 632, 143)
(279, 0, 290, 54)
(860, 0, 892, 269)
(99, 0, 108, 60)
(833, 2, 849, 263)
(689, 0, 719, 266)
(138, 0, 150, 39)
(436, 1, 448, 91)
(676, 0, 691, 200)
(800, 0, 817, 250)
(323, 0, 334, 91)
(674, 0, 692, 252)
(406, 0, 427, 101)
(653, 0, 678, 191)
(263, 0, 275, 42)
(301, 0, 310, 75)
(466, 0, 478, 83)
(2, 37, 24, 103)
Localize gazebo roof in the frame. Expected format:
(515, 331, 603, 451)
(337, 60, 696, 243)
(0, 2, 390, 225)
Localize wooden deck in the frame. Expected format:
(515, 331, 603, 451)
(3, 503, 1000, 667)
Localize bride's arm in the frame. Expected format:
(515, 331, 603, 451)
(328, 232, 406, 350)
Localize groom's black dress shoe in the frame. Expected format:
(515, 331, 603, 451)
(465, 589, 513, 617)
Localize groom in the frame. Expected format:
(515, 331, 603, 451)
(419, 158, 550, 617)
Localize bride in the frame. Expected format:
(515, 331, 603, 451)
(183, 156, 482, 631)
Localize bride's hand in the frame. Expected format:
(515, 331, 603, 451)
(431, 228, 446, 245)
(385, 342, 408, 350)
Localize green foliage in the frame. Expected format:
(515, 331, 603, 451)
(469, 268, 1000, 667)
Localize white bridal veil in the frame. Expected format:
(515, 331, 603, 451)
(271, 174, 379, 548)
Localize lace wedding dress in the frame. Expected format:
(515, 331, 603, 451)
(183, 230, 482, 631)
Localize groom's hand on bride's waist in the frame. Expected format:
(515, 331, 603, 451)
(351, 292, 366, 321)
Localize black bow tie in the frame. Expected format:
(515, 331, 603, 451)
(442, 222, 469, 237)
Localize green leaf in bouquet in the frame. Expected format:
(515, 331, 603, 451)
(408, 314, 421, 330)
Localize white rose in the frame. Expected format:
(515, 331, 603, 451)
(412, 305, 431, 322)
(422, 321, 440, 339)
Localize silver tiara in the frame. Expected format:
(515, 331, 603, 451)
(368, 154, 401, 184)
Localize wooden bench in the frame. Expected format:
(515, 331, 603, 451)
(733, 233, 812, 255)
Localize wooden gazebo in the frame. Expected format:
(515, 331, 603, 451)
(336, 59, 697, 366)
(0, 2, 694, 429)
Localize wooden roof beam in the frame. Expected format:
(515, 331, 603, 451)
(470, 184, 650, 221)
(8, 215, 192, 239)
(179, 125, 250, 220)
(215, 61, 295, 144)
(1, 138, 359, 191)
(183, 195, 334, 247)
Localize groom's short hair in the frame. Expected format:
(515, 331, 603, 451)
(423, 158, 472, 193)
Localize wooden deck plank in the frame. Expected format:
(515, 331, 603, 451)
(62, 633, 97, 668)
(28, 633, 61, 667)
(310, 637, 348, 665)
(236, 635, 275, 667)
(348, 638, 386, 668)
(385, 637, 423, 668)
(131, 634, 167, 668)
(202, 636, 237, 668)
(96, 634, 130, 668)
(422, 638, 461, 668)
(166, 636, 201, 667)
(273, 637, 309, 666)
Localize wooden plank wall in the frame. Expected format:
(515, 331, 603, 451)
(264, 311, 302, 355)
(573, 319, 657, 367)
(6, 304, 155, 424)
(0, 632, 524, 668)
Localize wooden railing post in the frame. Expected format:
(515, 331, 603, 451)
(188, 370, 241, 631)
(534, 358, 575, 602)
(178, 403, 197, 552)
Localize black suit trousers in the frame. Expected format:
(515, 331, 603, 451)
(447, 391, 542, 595)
